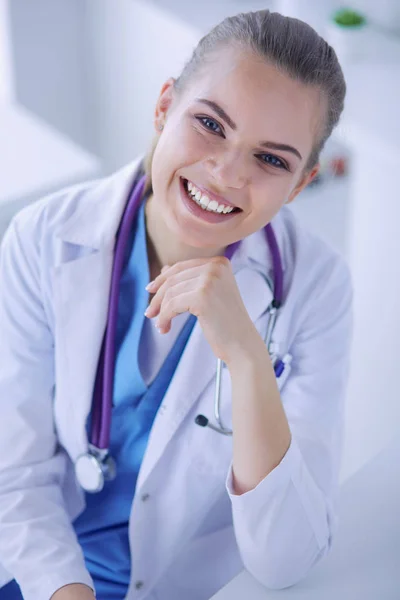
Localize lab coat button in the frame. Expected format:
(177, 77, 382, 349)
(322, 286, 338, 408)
(141, 493, 150, 502)
(135, 581, 144, 590)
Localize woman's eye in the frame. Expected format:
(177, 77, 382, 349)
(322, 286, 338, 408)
(258, 153, 288, 170)
(197, 116, 223, 135)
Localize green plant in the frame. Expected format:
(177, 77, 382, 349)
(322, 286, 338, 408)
(333, 8, 366, 27)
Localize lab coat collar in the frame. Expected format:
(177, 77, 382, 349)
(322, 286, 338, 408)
(56, 158, 143, 250)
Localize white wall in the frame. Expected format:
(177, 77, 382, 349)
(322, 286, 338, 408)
(82, 0, 279, 174)
(83, 0, 200, 174)
(0, 0, 14, 102)
(0, 104, 100, 241)
(8, 0, 92, 150)
(0, 0, 100, 245)
(274, 0, 334, 35)
(341, 151, 400, 481)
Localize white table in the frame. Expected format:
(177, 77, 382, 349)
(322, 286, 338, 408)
(211, 436, 400, 599)
(0, 102, 101, 239)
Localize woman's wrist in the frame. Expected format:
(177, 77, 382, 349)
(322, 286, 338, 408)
(50, 583, 95, 600)
(225, 325, 270, 373)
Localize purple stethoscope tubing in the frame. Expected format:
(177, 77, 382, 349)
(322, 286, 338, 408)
(91, 174, 147, 451)
(91, 174, 283, 451)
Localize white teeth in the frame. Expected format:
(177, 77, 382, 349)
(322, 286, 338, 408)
(185, 179, 235, 215)
(207, 200, 219, 212)
(199, 195, 210, 209)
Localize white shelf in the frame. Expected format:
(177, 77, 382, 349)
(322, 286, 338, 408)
(0, 102, 101, 238)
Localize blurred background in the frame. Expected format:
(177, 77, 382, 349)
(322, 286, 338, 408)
(0, 0, 399, 485)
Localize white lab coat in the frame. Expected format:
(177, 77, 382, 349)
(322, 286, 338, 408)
(0, 159, 352, 600)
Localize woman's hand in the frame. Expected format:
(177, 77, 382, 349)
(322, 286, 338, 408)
(145, 256, 291, 493)
(144, 257, 260, 366)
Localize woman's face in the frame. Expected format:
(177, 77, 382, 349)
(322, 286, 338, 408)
(150, 47, 322, 249)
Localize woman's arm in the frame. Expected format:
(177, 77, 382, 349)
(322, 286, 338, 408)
(0, 208, 93, 599)
(145, 252, 352, 590)
(227, 336, 292, 495)
(225, 259, 353, 589)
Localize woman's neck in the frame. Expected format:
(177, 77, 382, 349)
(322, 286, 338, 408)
(144, 192, 224, 280)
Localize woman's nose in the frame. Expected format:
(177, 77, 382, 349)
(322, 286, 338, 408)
(205, 151, 248, 189)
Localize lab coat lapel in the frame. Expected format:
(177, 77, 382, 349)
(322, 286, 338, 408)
(54, 249, 114, 458)
(53, 160, 143, 459)
(137, 235, 275, 489)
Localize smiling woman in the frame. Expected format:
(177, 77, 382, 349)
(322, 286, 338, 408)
(0, 9, 352, 600)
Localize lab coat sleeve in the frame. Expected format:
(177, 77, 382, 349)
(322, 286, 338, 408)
(0, 214, 94, 599)
(226, 256, 353, 590)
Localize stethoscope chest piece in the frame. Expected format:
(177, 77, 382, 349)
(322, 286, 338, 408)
(75, 447, 116, 493)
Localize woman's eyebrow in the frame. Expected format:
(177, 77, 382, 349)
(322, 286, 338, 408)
(195, 98, 237, 130)
(260, 141, 302, 161)
(195, 98, 302, 161)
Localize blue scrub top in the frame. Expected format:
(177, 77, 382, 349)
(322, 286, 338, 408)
(73, 199, 196, 599)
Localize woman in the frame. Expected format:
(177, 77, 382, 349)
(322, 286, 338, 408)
(0, 9, 352, 600)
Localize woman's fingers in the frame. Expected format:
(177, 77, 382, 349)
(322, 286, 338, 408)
(144, 266, 203, 318)
(145, 257, 223, 294)
(156, 288, 197, 333)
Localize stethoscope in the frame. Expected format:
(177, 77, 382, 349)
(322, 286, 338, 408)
(75, 173, 287, 493)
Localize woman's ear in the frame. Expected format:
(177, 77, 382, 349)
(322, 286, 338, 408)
(286, 164, 320, 204)
(154, 77, 176, 132)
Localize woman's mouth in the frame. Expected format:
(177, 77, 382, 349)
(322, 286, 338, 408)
(180, 177, 241, 224)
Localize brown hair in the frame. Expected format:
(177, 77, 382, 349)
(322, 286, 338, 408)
(145, 9, 346, 183)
